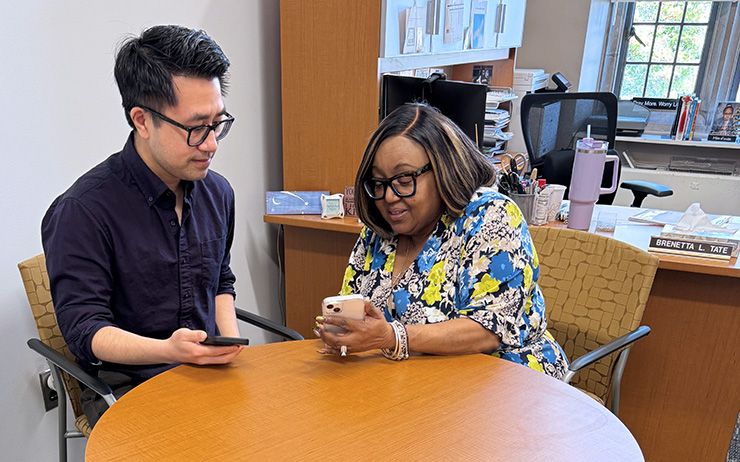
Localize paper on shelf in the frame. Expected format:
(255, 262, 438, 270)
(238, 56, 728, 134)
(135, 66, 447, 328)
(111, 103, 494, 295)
(443, 0, 464, 44)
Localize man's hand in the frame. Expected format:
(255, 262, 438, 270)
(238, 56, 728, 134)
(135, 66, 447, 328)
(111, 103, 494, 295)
(91, 325, 243, 366)
(165, 328, 243, 365)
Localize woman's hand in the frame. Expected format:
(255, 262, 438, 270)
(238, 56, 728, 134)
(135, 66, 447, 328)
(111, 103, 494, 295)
(315, 300, 395, 355)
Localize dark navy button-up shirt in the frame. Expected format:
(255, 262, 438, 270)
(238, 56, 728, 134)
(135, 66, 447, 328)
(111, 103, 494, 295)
(42, 133, 236, 380)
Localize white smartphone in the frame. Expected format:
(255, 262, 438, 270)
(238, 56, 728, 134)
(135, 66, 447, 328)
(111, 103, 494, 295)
(321, 294, 365, 334)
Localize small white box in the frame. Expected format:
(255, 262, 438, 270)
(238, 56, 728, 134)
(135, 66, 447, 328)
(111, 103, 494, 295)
(514, 68, 549, 92)
(514, 68, 544, 82)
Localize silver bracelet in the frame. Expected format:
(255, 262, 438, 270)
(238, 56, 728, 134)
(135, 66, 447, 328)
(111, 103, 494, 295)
(381, 321, 399, 359)
(382, 320, 409, 361)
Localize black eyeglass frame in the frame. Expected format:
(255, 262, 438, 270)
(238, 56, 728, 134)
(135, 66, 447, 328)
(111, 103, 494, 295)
(139, 105, 235, 147)
(363, 163, 432, 200)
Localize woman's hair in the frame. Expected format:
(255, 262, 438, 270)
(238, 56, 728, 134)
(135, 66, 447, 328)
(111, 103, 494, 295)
(114, 25, 231, 128)
(355, 103, 496, 238)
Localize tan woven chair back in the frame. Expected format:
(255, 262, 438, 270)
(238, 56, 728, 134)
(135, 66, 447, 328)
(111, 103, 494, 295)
(530, 227, 659, 403)
(19, 254, 86, 422)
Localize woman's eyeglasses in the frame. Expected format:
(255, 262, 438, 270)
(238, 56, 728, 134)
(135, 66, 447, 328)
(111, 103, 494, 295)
(363, 163, 432, 200)
(139, 105, 235, 147)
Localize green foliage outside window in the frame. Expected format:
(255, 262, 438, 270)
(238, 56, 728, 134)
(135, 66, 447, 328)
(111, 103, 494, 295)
(634, 2, 658, 22)
(619, 1, 712, 100)
(659, 1, 685, 22)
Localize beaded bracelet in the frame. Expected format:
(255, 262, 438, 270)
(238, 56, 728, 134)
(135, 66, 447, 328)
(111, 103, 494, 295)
(382, 320, 409, 361)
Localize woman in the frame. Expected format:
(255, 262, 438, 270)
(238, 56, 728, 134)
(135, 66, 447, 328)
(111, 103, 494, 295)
(315, 103, 568, 378)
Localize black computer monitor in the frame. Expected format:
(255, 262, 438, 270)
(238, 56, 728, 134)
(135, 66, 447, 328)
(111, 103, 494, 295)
(380, 74, 487, 147)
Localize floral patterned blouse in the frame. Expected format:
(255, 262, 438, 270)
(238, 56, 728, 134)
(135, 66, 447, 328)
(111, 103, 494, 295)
(340, 187, 569, 378)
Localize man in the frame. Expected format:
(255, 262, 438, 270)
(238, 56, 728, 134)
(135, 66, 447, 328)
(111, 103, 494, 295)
(42, 25, 242, 426)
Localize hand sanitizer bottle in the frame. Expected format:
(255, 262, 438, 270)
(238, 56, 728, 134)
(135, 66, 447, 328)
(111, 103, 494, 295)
(567, 127, 620, 230)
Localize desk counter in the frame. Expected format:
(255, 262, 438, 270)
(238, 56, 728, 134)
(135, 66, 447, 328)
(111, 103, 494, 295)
(264, 206, 739, 278)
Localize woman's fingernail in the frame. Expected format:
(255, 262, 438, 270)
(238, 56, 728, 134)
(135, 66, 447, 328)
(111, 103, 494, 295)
(315, 316, 325, 323)
(312, 328, 321, 337)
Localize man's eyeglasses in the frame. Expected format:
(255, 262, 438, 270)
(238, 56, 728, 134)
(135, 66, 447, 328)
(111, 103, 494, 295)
(139, 105, 235, 147)
(363, 163, 432, 200)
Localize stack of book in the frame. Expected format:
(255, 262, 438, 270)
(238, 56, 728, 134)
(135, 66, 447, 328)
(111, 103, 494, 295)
(670, 95, 701, 141)
(648, 216, 740, 260)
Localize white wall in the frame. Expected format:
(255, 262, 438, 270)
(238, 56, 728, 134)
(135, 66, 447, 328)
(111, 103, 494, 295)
(517, 0, 611, 91)
(0, 1, 282, 460)
(615, 169, 740, 215)
(517, 0, 593, 90)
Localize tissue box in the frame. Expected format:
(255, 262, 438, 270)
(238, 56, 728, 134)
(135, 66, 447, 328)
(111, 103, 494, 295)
(265, 191, 329, 215)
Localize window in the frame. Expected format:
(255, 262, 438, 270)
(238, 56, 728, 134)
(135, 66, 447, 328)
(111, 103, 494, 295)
(616, 1, 717, 100)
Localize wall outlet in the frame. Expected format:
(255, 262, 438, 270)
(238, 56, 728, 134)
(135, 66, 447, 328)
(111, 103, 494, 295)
(38, 370, 58, 412)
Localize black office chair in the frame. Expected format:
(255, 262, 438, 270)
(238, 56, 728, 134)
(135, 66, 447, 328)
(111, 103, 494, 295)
(520, 92, 672, 207)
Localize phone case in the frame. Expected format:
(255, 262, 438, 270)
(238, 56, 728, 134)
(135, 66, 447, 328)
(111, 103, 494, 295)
(321, 295, 365, 333)
(201, 336, 250, 346)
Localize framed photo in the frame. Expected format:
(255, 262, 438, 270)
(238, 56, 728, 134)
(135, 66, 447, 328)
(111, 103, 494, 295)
(472, 64, 492, 86)
(707, 101, 739, 142)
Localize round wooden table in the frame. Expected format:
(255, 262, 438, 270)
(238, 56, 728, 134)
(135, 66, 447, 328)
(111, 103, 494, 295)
(86, 340, 643, 461)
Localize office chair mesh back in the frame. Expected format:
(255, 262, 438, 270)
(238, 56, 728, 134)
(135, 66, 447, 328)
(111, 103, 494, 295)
(521, 92, 619, 205)
(18, 254, 92, 437)
(529, 228, 658, 404)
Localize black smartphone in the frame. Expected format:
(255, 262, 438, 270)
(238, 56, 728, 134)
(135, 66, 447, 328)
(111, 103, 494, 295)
(200, 336, 250, 346)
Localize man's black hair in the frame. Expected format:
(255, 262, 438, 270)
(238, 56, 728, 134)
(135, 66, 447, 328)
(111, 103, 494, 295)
(114, 25, 230, 128)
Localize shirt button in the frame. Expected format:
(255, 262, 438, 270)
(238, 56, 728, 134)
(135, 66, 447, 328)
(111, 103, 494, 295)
(147, 196, 154, 202)
(184, 292, 190, 298)
(170, 219, 177, 226)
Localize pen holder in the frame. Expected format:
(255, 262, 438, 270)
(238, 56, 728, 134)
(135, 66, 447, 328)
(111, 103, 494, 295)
(510, 193, 537, 224)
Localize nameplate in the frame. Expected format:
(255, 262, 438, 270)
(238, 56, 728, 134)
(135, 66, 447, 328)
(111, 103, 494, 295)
(265, 191, 329, 215)
(632, 97, 679, 111)
(648, 236, 735, 260)
(707, 134, 738, 143)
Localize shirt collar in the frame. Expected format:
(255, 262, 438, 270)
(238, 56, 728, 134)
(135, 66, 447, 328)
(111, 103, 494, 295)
(121, 132, 194, 207)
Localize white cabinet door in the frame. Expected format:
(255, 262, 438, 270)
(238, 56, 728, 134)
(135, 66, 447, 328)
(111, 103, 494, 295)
(494, 0, 526, 49)
(429, 0, 471, 53)
(382, 0, 433, 58)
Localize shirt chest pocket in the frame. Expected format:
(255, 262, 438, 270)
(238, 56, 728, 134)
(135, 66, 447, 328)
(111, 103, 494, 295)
(200, 237, 226, 289)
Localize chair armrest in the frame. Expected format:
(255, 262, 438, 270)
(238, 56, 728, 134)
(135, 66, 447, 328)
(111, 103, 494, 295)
(620, 180, 673, 197)
(235, 308, 304, 341)
(27, 338, 114, 398)
(568, 325, 651, 374)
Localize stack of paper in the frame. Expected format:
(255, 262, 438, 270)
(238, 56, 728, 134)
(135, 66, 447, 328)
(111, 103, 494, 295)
(482, 108, 510, 153)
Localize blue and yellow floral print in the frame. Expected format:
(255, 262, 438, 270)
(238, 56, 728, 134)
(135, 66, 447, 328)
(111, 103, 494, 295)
(340, 187, 568, 378)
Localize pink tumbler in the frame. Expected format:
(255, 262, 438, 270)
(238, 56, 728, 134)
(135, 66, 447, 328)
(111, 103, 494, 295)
(567, 138, 619, 230)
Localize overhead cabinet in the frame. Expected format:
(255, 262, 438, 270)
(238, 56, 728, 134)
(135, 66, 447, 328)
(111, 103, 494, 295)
(381, 0, 526, 59)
